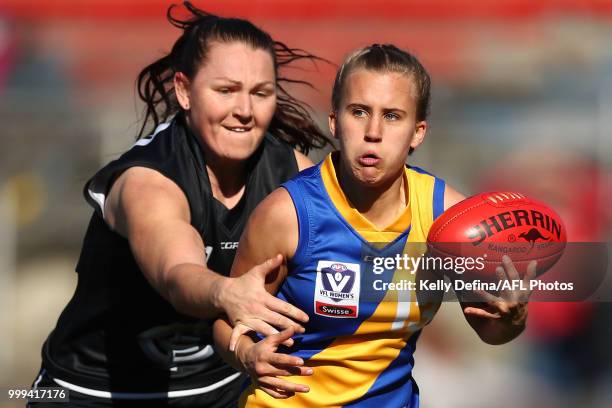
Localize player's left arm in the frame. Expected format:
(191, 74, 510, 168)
(444, 185, 535, 345)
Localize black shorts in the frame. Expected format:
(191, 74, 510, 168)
(28, 366, 246, 408)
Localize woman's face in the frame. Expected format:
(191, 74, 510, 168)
(175, 41, 277, 163)
(329, 68, 427, 187)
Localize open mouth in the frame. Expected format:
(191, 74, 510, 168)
(223, 125, 252, 133)
(358, 152, 380, 166)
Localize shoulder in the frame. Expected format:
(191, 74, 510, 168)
(444, 184, 466, 211)
(248, 187, 296, 231)
(104, 166, 190, 233)
(406, 165, 465, 210)
(86, 116, 186, 198)
(243, 187, 299, 259)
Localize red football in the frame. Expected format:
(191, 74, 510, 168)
(426, 192, 567, 281)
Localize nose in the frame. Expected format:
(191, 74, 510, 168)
(364, 116, 382, 142)
(233, 92, 253, 124)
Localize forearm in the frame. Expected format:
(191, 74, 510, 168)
(213, 317, 253, 372)
(165, 263, 227, 319)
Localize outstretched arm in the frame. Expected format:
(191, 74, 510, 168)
(213, 187, 312, 398)
(104, 166, 308, 331)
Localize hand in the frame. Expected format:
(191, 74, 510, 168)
(215, 254, 309, 350)
(464, 255, 537, 327)
(236, 327, 312, 399)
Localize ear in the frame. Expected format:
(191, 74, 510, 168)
(410, 120, 427, 149)
(328, 111, 338, 139)
(174, 72, 191, 110)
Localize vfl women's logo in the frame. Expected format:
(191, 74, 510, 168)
(322, 264, 355, 300)
(314, 261, 360, 318)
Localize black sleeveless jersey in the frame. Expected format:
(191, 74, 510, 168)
(41, 113, 299, 394)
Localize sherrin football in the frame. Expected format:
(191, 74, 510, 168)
(426, 192, 567, 280)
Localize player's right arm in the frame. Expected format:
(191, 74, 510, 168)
(443, 187, 533, 344)
(103, 166, 308, 330)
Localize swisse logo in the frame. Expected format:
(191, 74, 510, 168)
(314, 261, 360, 318)
(220, 242, 238, 250)
(316, 304, 355, 316)
(467, 210, 561, 246)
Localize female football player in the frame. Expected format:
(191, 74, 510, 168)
(214, 44, 536, 407)
(30, 2, 331, 406)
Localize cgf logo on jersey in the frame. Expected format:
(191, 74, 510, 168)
(314, 261, 360, 318)
(220, 242, 239, 250)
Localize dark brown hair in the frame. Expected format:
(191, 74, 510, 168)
(137, 1, 332, 153)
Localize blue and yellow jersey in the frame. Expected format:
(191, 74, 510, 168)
(240, 153, 446, 407)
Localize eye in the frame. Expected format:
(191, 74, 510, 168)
(253, 89, 272, 98)
(352, 108, 367, 118)
(216, 88, 232, 95)
(384, 112, 400, 121)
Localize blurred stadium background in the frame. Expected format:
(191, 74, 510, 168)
(0, 0, 611, 407)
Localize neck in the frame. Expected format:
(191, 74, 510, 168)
(184, 114, 248, 209)
(336, 157, 407, 229)
(205, 153, 248, 210)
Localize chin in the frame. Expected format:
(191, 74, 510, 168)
(222, 150, 255, 163)
(223, 140, 261, 161)
(355, 168, 384, 186)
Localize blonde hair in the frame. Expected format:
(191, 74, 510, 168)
(331, 44, 431, 122)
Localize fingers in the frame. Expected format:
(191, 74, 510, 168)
(497, 256, 532, 302)
(259, 384, 293, 399)
(229, 323, 254, 352)
(464, 306, 501, 320)
(231, 296, 306, 335)
(267, 352, 307, 369)
(242, 318, 279, 337)
(471, 289, 514, 315)
(501, 255, 520, 281)
(266, 327, 296, 346)
(258, 375, 310, 394)
(472, 289, 501, 304)
(267, 365, 314, 377)
(262, 353, 313, 377)
(280, 338, 295, 347)
(522, 260, 537, 300)
(266, 295, 309, 327)
(253, 254, 284, 279)
(261, 306, 306, 333)
(524, 260, 537, 284)
(251, 353, 312, 378)
(495, 266, 511, 299)
(233, 319, 297, 347)
(497, 257, 537, 303)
